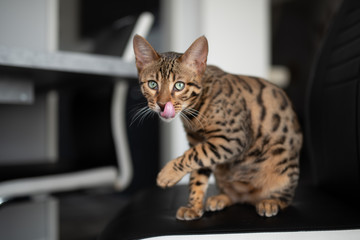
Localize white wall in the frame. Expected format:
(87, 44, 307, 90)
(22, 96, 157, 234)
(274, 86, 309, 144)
(202, 0, 269, 76)
(160, 0, 270, 171)
(0, 0, 58, 51)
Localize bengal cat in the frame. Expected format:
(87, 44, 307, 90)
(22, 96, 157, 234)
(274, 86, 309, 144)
(133, 34, 302, 220)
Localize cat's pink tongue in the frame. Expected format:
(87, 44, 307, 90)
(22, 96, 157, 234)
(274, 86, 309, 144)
(160, 102, 175, 119)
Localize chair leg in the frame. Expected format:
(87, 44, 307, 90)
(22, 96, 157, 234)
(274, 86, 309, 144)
(111, 80, 133, 190)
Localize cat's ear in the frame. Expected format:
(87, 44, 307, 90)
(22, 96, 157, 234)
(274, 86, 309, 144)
(133, 34, 160, 72)
(180, 36, 208, 75)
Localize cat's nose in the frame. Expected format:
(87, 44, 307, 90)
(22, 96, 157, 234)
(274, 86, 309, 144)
(157, 102, 166, 111)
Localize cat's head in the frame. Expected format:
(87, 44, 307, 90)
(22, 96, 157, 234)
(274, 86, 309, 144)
(133, 35, 208, 122)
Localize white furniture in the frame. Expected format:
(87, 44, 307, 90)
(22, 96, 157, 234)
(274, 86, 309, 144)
(0, 12, 153, 199)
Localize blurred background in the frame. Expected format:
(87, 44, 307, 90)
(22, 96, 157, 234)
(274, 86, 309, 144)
(0, 0, 342, 239)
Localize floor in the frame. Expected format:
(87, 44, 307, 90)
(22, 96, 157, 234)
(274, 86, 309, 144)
(0, 189, 130, 240)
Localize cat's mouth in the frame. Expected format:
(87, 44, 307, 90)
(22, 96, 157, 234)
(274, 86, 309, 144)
(158, 102, 176, 122)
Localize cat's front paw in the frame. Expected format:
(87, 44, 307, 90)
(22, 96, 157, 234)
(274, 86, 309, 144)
(176, 206, 204, 220)
(157, 160, 186, 188)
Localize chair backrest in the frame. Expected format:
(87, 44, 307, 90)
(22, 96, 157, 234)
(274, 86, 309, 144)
(306, 0, 360, 195)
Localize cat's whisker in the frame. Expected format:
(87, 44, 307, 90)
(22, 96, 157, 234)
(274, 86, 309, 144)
(182, 109, 200, 125)
(129, 102, 147, 113)
(128, 102, 148, 120)
(130, 106, 155, 126)
(130, 107, 147, 126)
(184, 107, 207, 122)
(180, 112, 195, 130)
(185, 107, 207, 121)
(182, 108, 205, 129)
(138, 108, 156, 125)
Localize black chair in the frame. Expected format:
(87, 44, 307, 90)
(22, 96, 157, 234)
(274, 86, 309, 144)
(100, 0, 360, 238)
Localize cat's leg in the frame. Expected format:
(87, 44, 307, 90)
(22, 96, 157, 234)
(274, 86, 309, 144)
(157, 138, 245, 188)
(255, 183, 296, 217)
(253, 146, 300, 217)
(205, 193, 232, 212)
(176, 168, 211, 220)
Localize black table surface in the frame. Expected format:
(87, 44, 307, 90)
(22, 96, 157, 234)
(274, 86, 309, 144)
(99, 183, 360, 240)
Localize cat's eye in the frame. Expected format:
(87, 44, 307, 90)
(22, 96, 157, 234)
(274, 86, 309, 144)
(148, 80, 158, 90)
(174, 81, 185, 91)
